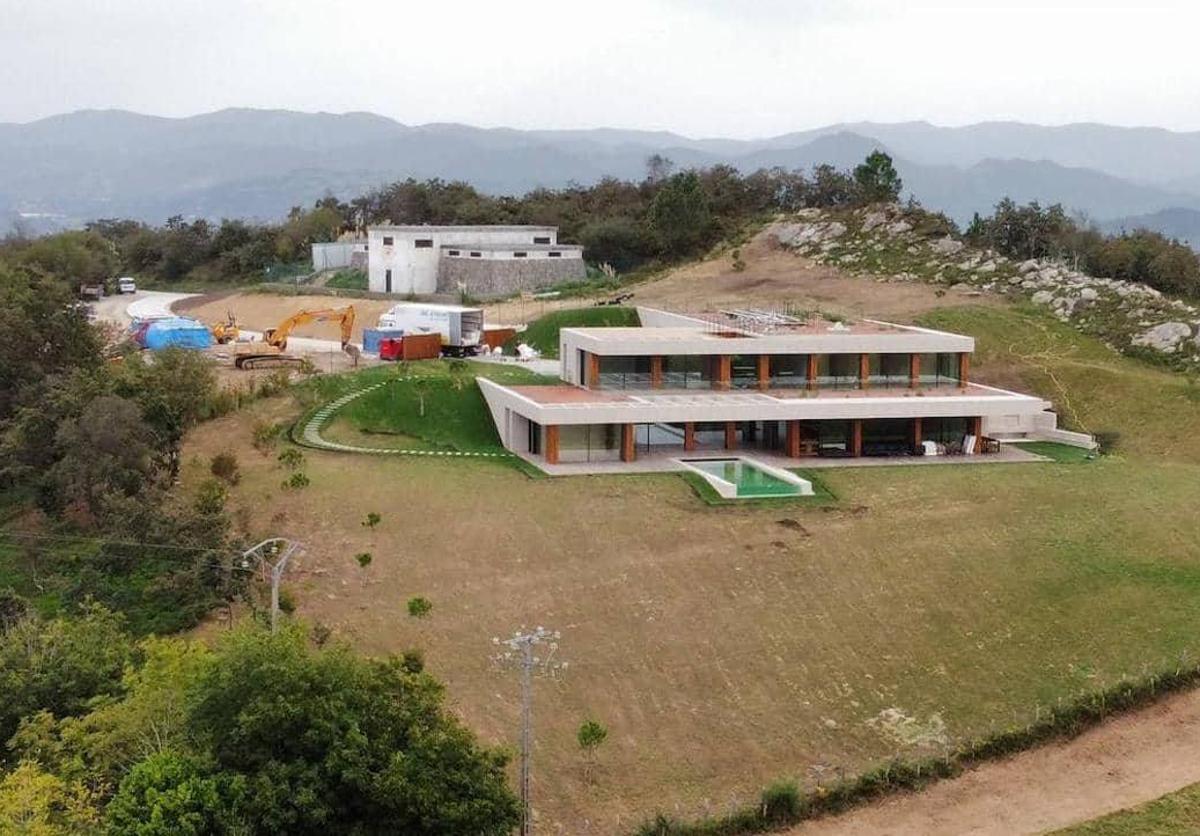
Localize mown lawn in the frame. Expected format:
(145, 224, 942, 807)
(516, 305, 640, 356)
(1056, 783, 1200, 835)
(179, 303, 1200, 833)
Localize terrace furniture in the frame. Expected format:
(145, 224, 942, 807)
(979, 435, 1002, 454)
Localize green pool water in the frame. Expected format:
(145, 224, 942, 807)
(685, 458, 802, 497)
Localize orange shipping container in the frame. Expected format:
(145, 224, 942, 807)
(481, 327, 518, 349)
(401, 332, 443, 360)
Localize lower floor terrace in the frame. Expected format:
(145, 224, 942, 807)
(522, 416, 996, 466)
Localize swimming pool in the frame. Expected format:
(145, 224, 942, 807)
(681, 458, 813, 498)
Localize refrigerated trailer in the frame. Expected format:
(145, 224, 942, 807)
(376, 303, 484, 356)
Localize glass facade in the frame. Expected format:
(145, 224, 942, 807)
(589, 351, 964, 390)
(768, 354, 809, 388)
(919, 353, 961, 386)
(869, 353, 911, 388)
(597, 356, 652, 389)
(816, 354, 861, 389)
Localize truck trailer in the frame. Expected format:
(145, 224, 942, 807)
(376, 303, 484, 356)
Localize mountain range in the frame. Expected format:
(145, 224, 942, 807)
(3, 109, 1200, 247)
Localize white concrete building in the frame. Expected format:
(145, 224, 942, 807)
(366, 225, 584, 296)
(479, 307, 1093, 471)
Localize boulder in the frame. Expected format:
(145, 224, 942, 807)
(862, 211, 888, 232)
(1018, 259, 1040, 273)
(1132, 321, 1193, 352)
(1031, 290, 1055, 305)
(930, 237, 964, 255)
(1079, 288, 1099, 302)
(886, 220, 912, 235)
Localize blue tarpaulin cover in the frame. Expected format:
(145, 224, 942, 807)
(138, 317, 214, 350)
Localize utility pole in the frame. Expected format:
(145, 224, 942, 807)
(493, 626, 565, 836)
(241, 538, 301, 632)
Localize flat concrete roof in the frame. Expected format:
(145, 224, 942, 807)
(561, 325, 974, 355)
(507, 382, 1023, 406)
(442, 243, 582, 252)
(368, 224, 557, 233)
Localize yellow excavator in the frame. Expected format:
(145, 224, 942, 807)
(234, 305, 358, 369)
(210, 310, 240, 344)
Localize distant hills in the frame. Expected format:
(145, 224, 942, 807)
(3, 109, 1200, 247)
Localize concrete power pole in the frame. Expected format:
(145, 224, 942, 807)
(494, 626, 565, 836)
(241, 538, 301, 632)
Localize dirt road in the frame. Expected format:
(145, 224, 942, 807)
(788, 687, 1200, 835)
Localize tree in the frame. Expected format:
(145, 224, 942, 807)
(648, 171, 713, 258)
(104, 752, 246, 836)
(645, 154, 675, 183)
(17, 230, 119, 287)
(576, 719, 608, 780)
(47, 395, 157, 519)
(0, 760, 98, 835)
(0, 604, 133, 748)
(853, 151, 903, 203)
(184, 626, 520, 834)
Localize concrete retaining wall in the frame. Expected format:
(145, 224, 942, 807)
(437, 257, 586, 297)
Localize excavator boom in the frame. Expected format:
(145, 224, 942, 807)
(236, 305, 357, 369)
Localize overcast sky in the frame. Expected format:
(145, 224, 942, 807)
(4, 0, 1197, 136)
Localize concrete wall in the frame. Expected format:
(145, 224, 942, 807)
(437, 252, 586, 297)
(367, 226, 559, 294)
(311, 241, 367, 272)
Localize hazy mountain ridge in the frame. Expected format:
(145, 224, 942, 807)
(3, 109, 1199, 243)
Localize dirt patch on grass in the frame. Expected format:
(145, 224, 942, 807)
(629, 227, 1002, 323)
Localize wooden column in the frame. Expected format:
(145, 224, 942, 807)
(909, 353, 921, 389)
(971, 415, 983, 439)
(850, 419, 863, 457)
(587, 352, 601, 389)
(620, 423, 635, 462)
(785, 420, 801, 458)
(757, 355, 771, 390)
(724, 421, 738, 450)
(958, 352, 970, 388)
(912, 417, 923, 452)
(683, 422, 696, 452)
(650, 355, 663, 389)
(807, 354, 819, 391)
(545, 425, 559, 465)
(859, 353, 871, 389)
(714, 355, 732, 390)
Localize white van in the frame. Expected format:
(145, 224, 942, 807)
(117, 276, 137, 294)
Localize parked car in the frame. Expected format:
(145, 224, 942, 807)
(117, 276, 137, 294)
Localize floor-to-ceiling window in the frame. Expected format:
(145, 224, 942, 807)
(730, 355, 759, 389)
(862, 418, 913, 455)
(869, 353, 911, 388)
(919, 353, 961, 387)
(769, 355, 809, 388)
(597, 356, 652, 389)
(817, 354, 861, 389)
(662, 355, 705, 388)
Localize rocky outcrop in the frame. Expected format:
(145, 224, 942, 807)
(768, 203, 1200, 367)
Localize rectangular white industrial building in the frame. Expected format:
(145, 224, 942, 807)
(366, 225, 585, 296)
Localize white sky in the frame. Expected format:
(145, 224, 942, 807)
(3, 0, 1198, 135)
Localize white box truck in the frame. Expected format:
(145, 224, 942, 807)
(377, 303, 484, 356)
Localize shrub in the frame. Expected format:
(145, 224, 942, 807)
(362, 512, 381, 529)
(277, 448, 305, 470)
(277, 587, 296, 614)
(355, 552, 373, 569)
(310, 621, 332, 647)
(281, 472, 310, 490)
(401, 648, 425, 673)
(407, 596, 432, 618)
(210, 451, 240, 485)
(1094, 429, 1121, 454)
(760, 780, 801, 822)
(252, 421, 283, 453)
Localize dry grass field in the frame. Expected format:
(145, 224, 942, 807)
(180, 298, 1200, 833)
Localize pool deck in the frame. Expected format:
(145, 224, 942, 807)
(521, 443, 1046, 476)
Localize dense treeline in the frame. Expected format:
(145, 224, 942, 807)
(0, 262, 521, 830)
(2, 154, 905, 286)
(966, 198, 1200, 296)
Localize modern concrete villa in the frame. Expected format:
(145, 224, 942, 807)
(479, 307, 1090, 472)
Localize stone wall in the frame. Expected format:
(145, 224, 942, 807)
(437, 257, 586, 297)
